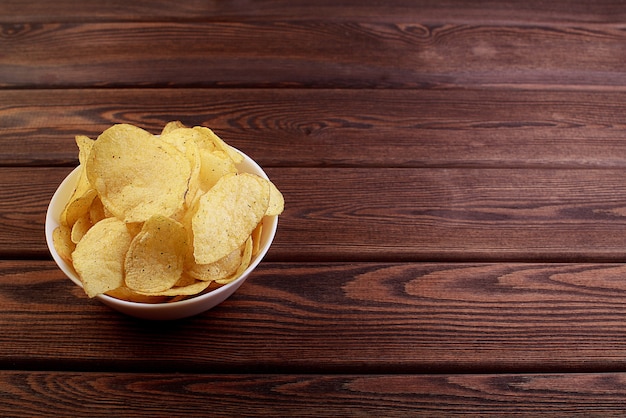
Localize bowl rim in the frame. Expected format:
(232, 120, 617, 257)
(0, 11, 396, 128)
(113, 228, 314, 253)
(45, 147, 278, 310)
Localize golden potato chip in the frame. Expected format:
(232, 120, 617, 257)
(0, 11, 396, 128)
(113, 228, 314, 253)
(197, 148, 237, 193)
(72, 217, 132, 298)
(187, 126, 217, 152)
(182, 140, 202, 208)
(125, 222, 143, 238)
(88, 195, 106, 225)
(70, 214, 92, 244)
(266, 179, 285, 216)
(75, 134, 94, 164)
(136, 279, 212, 297)
(161, 120, 187, 136)
(251, 222, 263, 257)
(187, 245, 243, 282)
(174, 272, 197, 287)
(216, 237, 253, 285)
(160, 125, 205, 152)
(105, 286, 170, 303)
(60, 136, 96, 226)
(63, 187, 98, 227)
(53, 225, 74, 264)
(124, 215, 188, 293)
(193, 126, 243, 163)
(155, 126, 206, 213)
(86, 123, 191, 223)
(193, 173, 270, 264)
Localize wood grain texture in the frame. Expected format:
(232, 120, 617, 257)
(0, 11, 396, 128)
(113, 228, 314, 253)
(4, 88, 626, 168)
(2, 21, 626, 88)
(2, 0, 626, 24)
(1, 371, 626, 417)
(4, 260, 626, 374)
(9, 166, 626, 261)
(0, 168, 70, 257)
(272, 167, 626, 262)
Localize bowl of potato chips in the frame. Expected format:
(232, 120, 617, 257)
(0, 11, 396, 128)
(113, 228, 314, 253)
(45, 122, 283, 320)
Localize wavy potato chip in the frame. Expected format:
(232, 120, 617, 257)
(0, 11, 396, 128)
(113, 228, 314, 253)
(86, 123, 191, 223)
(52, 225, 74, 265)
(136, 279, 212, 297)
(61, 136, 96, 226)
(125, 215, 188, 293)
(70, 214, 92, 244)
(178, 139, 203, 208)
(75, 134, 95, 163)
(251, 222, 263, 257)
(216, 237, 253, 285)
(62, 187, 98, 228)
(174, 273, 197, 287)
(161, 120, 186, 136)
(197, 148, 237, 194)
(192, 173, 270, 265)
(105, 286, 170, 304)
(72, 217, 133, 298)
(193, 126, 243, 163)
(88, 195, 106, 225)
(266, 180, 285, 216)
(160, 125, 206, 152)
(187, 244, 243, 282)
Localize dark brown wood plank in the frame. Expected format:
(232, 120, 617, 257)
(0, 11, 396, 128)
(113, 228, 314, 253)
(1, 371, 625, 417)
(2, 22, 626, 88)
(0, 168, 70, 257)
(8, 166, 626, 261)
(2, 0, 626, 24)
(5, 88, 626, 168)
(273, 167, 626, 262)
(4, 260, 626, 373)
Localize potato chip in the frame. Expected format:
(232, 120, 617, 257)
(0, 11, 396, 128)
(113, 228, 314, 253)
(125, 221, 144, 238)
(174, 272, 197, 287)
(86, 123, 191, 223)
(105, 286, 170, 304)
(75, 134, 94, 164)
(62, 187, 98, 227)
(70, 214, 92, 244)
(60, 136, 96, 226)
(251, 222, 263, 257)
(187, 244, 243, 282)
(72, 217, 132, 298)
(161, 120, 186, 136)
(182, 140, 202, 208)
(52, 225, 74, 264)
(124, 215, 188, 293)
(266, 179, 285, 216)
(192, 173, 270, 264)
(193, 126, 243, 163)
(188, 126, 217, 152)
(136, 279, 212, 297)
(88, 195, 106, 225)
(197, 148, 237, 193)
(216, 237, 253, 285)
(160, 125, 205, 153)
(159, 127, 204, 206)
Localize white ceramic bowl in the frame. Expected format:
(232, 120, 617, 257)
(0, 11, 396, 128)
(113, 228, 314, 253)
(45, 149, 278, 320)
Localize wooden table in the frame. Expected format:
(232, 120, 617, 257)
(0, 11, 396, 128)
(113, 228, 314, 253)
(3, 1, 626, 415)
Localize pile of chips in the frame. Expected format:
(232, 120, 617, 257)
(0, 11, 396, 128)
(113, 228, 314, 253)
(52, 122, 284, 303)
